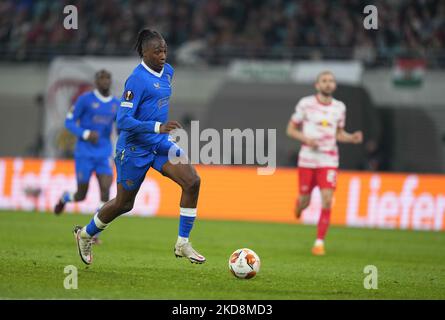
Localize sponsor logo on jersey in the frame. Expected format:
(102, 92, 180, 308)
(93, 115, 114, 124)
(157, 96, 170, 108)
(319, 119, 332, 127)
(153, 82, 160, 89)
(120, 101, 133, 108)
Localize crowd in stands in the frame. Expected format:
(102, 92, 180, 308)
(0, 0, 444, 66)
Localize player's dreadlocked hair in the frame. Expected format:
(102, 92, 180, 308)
(134, 28, 163, 57)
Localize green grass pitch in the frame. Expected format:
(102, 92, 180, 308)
(0, 210, 444, 299)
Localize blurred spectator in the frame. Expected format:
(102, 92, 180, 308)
(0, 0, 443, 65)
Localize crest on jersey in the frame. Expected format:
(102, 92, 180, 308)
(166, 74, 172, 86)
(153, 82, 160, 89)
(157, 97, 170, 108)
(124, 90, 134, 101)
(92, 102, 100, 109)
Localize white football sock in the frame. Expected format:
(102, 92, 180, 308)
(315, 239, 324, 246)
(80, 227, 92, 239)
(177, 236, 189, 244)
(93, 213, 109, 230)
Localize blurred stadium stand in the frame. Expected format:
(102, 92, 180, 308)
(0, 0, 444, 67)
(0, 0, 444, 173)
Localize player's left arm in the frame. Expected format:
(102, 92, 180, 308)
(336, 128, 363, 144)
(335, 103, 363, 144)
(65, 95, 98, 143)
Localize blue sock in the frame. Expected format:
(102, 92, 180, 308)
(85, 213, 108, 237)
(178, 208, 197, 238)
(61, 191, 73, 203)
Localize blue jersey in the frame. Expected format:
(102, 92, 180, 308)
(116, 61, 174, 157)
(65, 90, 118, 158)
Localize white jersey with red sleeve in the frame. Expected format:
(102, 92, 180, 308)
(291, 95, 346, 168)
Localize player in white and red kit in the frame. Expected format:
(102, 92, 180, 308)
(286, 71, 363, 256)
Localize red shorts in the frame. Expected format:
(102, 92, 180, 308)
(298, 167, 338, 194)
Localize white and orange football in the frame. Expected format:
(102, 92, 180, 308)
(228, 248, 260, 279)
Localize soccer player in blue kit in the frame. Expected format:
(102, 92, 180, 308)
(73, 29, 206, 265)
(54, 70, 118, 225)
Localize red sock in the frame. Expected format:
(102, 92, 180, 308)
(317, 208, 331, 240)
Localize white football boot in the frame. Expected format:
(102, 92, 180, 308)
(174, 241, 206, 264)
(73, 226, 93, 265)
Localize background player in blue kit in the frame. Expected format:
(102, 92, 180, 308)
(73, 29, 206, 265)
(54, 70, 118, 225)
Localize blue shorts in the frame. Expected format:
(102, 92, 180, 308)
(75, 156, 113, 184)
(115, 137, 183, 191)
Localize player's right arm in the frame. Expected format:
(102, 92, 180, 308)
(65, 95, 98, 143)
(286, 100, 318, 148)
(117, 75, 181, 134)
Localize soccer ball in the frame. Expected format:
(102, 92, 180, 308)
(228, 248, 261, 279)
